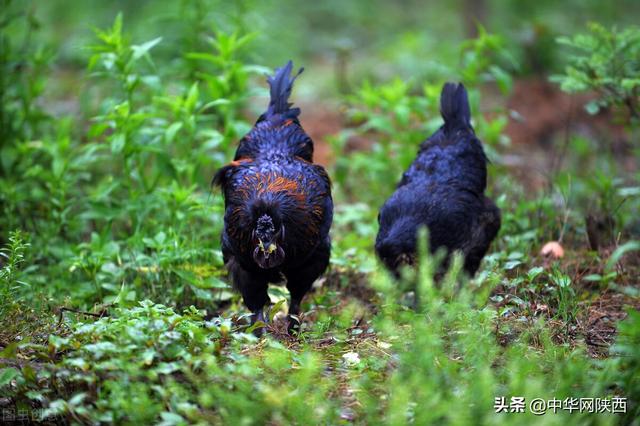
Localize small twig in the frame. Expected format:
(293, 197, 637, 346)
(557, 182, 572, 243)
(57, 307, 108, 324)
(548, 96, 574, 187)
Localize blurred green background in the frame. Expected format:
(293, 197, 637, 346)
(18, 0, 640, 95)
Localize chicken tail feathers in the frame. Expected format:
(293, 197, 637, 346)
(440, 82, 471, 132)
(211, 164, 232, 190)
(265, 60, 304, 120)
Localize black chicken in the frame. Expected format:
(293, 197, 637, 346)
(375, 82, 500, 276)
(213, 61, 333, 334)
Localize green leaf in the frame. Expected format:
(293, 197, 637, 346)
(527, 266, 544, 281)
(246, 321, 267, 334)
(585, 100, 600, 115)
(159, 411, 185, 425)
(606, 241, 640, 271)
(503, 260, 521, 270)
(185, 82, 199, 111)
(583, 274, 602, 282)
(110, 134, 125, 154)
(205, 277, 230, 289)
(0, 368, 19, 387)
(22, 365, 36, 382)
(269, 299, 287, 322)
(198, 276, 229, 290)
(618, 186, 640, 197)
(0, 342, 19, 358)
(165, 122, 183, 144)
(68, 392, 88, 406)
(621, 78, 640, 91)
(41, 400, 68, 419)
(199, 98, 231, 113)
(184, 52, 222, 65)
(132, 37, 162, 61)
(112, 13, 123, 37)
(490, 65, 513, 94)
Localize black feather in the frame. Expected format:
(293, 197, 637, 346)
(211, 163, 233, 190)
(376, 81, 500, 276)
(440, 82, 471, 133)
(264, 60, 304, 121)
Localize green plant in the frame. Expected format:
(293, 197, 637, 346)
(0, 0, 53, 169)
(585, 240, 640, 288)
(553, 23, 640, 120)
(459, 25, 518, 95)
(601, 309, 640, 423)
(88, 14, 166, 197)
(351, 246, 603, 424)
(549, 268, 577, 324)
(330, 27, 513, 216)
(184, 27, 266, 151)
(2, 301, 343, 424)
(0, 8, 248, 308)
(0, 231, 29, 318)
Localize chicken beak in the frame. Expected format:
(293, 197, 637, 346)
(257, 239, 277, 257)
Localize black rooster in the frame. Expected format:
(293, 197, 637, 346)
(375, 82, 500, 276)
(213, 61, 333, 334)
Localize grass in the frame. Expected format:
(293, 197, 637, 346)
(1, 1, 639, 424)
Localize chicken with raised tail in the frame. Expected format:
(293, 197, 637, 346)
(375, 82, 500, 276)
(213, 61, 333, 335)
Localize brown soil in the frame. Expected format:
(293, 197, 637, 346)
(581, 292, 640, 358)
(504, 78, 622, 147)
(298, 101, 344, 167)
